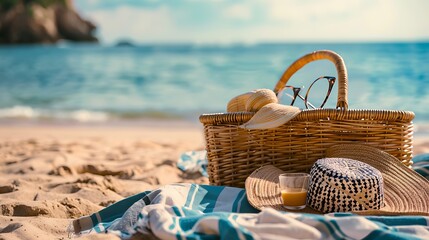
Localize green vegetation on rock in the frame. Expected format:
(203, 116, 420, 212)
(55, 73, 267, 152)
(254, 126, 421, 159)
(1, 0, 19, 10)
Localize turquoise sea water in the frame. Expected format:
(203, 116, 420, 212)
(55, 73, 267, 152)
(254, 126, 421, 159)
(0, 42, 428, 124)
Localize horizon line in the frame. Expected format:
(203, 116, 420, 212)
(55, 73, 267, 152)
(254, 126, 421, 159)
(1, 39, 428, 47)
(84, 39, 429, 47)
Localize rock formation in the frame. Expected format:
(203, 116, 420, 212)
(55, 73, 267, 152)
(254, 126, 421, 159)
(0, 0, 97, 44)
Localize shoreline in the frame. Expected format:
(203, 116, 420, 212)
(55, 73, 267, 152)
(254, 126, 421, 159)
(0, 120, 427, 149)
(0, 120, 205, 148)
(0, 119, 428, 135)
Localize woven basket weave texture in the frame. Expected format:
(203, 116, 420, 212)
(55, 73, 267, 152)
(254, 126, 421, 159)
(200, 50, 414, 188)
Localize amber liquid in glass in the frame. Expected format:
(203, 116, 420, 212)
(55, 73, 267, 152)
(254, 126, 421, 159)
(281, 189, 307, 209)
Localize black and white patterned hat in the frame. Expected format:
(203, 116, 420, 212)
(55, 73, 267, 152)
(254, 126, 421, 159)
(245, 144, 429, 216)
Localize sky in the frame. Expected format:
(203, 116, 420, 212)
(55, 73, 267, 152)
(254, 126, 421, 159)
(74, 0, 429, 44)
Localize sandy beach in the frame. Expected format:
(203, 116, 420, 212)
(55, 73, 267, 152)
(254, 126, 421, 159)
(0, 121, 428, 239)
(1, 0, 428, 238)
(0, 121, 208, 239)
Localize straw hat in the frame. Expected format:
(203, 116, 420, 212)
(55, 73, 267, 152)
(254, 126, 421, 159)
(245, 144, 429, 216)
(227, 88, 301, 130)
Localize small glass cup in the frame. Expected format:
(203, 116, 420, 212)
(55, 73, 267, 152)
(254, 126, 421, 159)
(279, 173, 310, 210)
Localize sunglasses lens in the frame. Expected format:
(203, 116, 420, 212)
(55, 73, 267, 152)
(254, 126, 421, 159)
(279, 87, 300, 106)
(279, 77, 335, 109)
(306, 77, 335, 109)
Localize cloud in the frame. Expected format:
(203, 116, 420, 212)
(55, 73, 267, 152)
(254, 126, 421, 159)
(76, 0, 429, 44)
(224, 4, 252, 20)
(244, 0, 429, 42)
(87, 6, 177, 43)
(263, 0, 363, 22)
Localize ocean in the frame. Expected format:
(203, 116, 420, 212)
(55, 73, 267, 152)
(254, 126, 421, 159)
(0, 42, 428, 125)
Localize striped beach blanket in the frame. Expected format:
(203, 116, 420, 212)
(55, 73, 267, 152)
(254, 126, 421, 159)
(177, 150, 208, 177)
(413, 153, 429, 177)
(71, 153, 429, 240)
(178, 151, 429, 181)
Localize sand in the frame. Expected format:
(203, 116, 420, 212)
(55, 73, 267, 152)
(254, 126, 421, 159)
(0, 121, 428, 239)
(0, 121, 207, 239)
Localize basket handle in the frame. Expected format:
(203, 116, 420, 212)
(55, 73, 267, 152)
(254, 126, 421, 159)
(273, 50, 348, 110)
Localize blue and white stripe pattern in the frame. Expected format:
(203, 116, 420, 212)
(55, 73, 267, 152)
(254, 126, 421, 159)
(177, 151, 208, 177)
(71, 154, 429, 239)
(413, 153, 429, 178)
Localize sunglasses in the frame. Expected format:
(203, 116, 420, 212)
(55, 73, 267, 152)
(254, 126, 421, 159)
(277, 76, 336, 109)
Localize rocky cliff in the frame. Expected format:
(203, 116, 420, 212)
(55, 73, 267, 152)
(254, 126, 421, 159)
(0, 0, 97, 44)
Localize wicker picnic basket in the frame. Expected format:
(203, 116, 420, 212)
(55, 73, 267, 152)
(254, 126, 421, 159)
(199, 50, 415, 188)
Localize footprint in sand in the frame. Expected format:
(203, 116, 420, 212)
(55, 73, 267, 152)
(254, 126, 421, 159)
(0, 184, 17, 193)
(49, 164, 143, 179)
(0, 198, 102, 218)
(1, 203, 50, 216)
(78, 164, 143, 179)
(49, 165, 77, 176)
(48, 175, 125, 202)
(0, 223, 23, 233)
